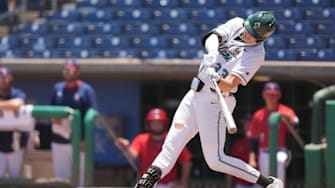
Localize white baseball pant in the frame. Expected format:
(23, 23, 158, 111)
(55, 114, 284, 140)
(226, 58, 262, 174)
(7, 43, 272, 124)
(0, 149, 24, 178)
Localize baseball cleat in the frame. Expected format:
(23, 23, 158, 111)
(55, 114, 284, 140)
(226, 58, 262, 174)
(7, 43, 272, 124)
(266, 176, 284, 188)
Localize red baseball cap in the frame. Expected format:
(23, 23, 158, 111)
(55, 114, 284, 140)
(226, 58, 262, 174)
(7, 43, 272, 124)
(263, 81, 281, 95)
(63, 59, 80, 71)
(0, 67, 13, 79)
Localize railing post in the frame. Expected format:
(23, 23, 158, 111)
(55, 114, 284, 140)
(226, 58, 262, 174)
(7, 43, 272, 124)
(326, 100, 335, 188)
(84, 108, 98, 186)
(71, 110, 81, 187)
(268, 112, 281, 176)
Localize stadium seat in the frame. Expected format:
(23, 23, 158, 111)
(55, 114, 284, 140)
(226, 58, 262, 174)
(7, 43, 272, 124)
(130, 36, 168, 49)
(113, 8, 152, 21)
(49, 22, 84, 35)
(219, 0, 255, 7)
(168, 35, 200, 49)
(294, 0, 332, 7)
(16, 23, 49, 34)
(255, 0, 293, 7)
(327, 36, 335, 48)
(275, 21, 314, 35)
(142, 0, 179, 7)
(18, 35, 54, 52)
(193, 22, 218, 33)
(189, 8, 225, 22)
(47, 10, 80, 22)
(287, 36, 327, 49)
(92, 36, 130, 49)
(80, 9, 113, 22)
(303, 8, 335, 23)
(84, 23, 122, 35)
(54, 36, 91, 49)
(51, 48, 97, 58)
(0, 36, 19, 51)
(180, 0, 217, 8)
(109, 0, 142, 7)
(265, 49, 299, 61)
(271, 8, 303, 21)
(226, 8, 256, 19)
(76, 0, 109, 8)
(123, 23, 159, 35)
(264, 36, 287, 49)
(298, 49, 335, 61)
(139, 49, 179, 59)
(152, 9, 188, 21)
(178, 49, 203, 59)
(316, 23, 335, 35)
(159, 22, 198, 35)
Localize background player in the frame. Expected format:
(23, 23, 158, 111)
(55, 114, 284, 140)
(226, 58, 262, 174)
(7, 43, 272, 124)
(116, 108, 192, 188)
(134, 11, 283, 188)
(0, 67, 27, 178)
(50, 59, 98, 185)
(247, 81, 299, 186)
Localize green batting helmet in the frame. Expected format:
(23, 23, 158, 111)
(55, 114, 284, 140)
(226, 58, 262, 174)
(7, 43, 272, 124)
(244, 11, 276, 42)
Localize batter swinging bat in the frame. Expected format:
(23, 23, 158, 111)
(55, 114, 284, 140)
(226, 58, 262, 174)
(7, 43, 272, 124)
(211, 77, 238, 134)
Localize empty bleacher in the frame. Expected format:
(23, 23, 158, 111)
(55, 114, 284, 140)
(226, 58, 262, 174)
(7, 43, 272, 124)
(0, 0, 334, 60)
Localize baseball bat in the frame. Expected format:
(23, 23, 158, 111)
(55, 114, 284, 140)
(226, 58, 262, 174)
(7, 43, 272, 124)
(282, 117, 305, 150)
(211, 77, 238, 134)
(97, 114, 139, 173)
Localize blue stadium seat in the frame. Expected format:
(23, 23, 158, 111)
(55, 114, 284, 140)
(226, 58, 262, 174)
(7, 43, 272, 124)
(316, 23, 335, 35)
(130, 36, 168, 49)
(47, 10, 80, 22)
(76, 0, 109, 8)
(180, 0, 217, 7)
(16, 23, 49, 34)
(271, 8, 303, 21)
(139, 49, 178, 59)
(18, 35, 54, 52)
(152, 9, 188, 21)
(123, 23, 159, 35)
(255, 0, 293, 7)
(264, 36, 287, 49)
(294, 0, 332, 7)
(178, 49, 203, 59)
(275, 21, 314, 35)
(98, 49, 139, 58)
(168, 35, 200, 49)
(51, 48, 97, 58)
(303, 8, 335, 23)
(0, 36, 19, 51)
(189, 8, 225, 21)
(92, 36, 130, 49)
(109, 0, 142, 7)
(193, 22, 218, 33)
(265, 49, 299, 61)
(286, 36, 327, 49)
(327, 36, 335, 48)
(84, 23, 121, 35)
(298, 49, 335, 61)
(54, 36, 91, 49)
(49, 22, 84, 35)
(142, 0, 179, 7)
(219, 0, 255, 7)
(80, 9, 113, 22)
(113, 8, 152, 21)
(0, 50, 17, 58)
(159, 22, 198, 35)
(226, 8, 257, 19)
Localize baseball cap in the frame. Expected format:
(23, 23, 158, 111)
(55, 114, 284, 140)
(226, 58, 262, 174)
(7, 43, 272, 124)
(63, 59, 80, 71)
(263, 81, 281, 95)
(0, 67, 13, 79)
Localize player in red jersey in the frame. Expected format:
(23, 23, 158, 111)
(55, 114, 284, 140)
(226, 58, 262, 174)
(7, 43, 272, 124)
(247, 81, 299, 186)
(117, 108, 192, 188)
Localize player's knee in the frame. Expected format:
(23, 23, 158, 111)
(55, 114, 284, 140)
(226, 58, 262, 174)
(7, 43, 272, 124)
(205, 155, 230, 173)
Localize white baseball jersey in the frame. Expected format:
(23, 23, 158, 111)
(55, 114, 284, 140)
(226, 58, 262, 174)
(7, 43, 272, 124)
(152, 17, 266, 184)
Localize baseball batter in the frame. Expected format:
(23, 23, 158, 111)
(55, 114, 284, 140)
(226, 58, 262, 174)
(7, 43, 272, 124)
(135, 11, 282, 188)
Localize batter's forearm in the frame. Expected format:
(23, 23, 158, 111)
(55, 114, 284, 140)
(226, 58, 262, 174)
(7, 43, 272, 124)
(217, 74, 242, 92)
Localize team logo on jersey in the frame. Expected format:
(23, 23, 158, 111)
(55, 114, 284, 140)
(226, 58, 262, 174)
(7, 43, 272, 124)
(218, 45, 242, 62)
(74, 93, 80, 101)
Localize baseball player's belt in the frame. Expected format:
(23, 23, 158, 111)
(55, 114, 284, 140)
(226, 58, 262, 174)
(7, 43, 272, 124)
(190, 77, 233, 96)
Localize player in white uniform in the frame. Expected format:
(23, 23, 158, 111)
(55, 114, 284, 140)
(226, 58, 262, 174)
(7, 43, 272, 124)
(134, 11, 282, 188)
